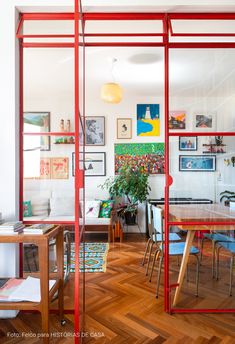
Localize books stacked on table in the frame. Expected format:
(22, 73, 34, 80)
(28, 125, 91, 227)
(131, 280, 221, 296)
(23, 223, 54, 235)
(0, 277, 56, 302)
(0, 221, 25, 235)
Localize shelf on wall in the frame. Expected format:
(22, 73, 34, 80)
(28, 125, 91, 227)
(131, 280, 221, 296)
(203, 151, 226, 154)
(54, 142, 75, 145)
(203, 144, 226, 147)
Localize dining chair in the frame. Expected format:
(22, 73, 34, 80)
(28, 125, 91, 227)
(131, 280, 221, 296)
(151, 206, 200, 298)
(200, 231, 235, 278)
(142, 203, 181, 277)
(215, 241, 235, 296)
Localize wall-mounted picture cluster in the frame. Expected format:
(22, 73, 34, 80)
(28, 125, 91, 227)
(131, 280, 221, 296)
(114, 143, 165, 175)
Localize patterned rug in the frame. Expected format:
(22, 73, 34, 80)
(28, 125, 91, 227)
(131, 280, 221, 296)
(64, 242, 109, 273)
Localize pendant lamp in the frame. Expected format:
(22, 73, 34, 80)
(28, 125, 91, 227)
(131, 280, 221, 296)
(101, 58, 123, 104)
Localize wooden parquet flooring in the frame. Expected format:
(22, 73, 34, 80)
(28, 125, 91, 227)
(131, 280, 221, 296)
(1, 234, 235, 343)
(84, 234, 235, 344)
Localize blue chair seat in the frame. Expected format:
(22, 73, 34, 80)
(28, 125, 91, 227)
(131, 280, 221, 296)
(160, 242, 199, 255)
(203, 233, 235, 243)
(218, 241, 235, 254)
(152, 233, 181, 242)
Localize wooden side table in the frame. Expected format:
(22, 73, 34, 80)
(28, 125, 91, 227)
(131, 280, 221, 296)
(0, 225, 64, 344)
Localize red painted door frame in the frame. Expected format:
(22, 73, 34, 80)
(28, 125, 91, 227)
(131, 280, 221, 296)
(17, 10, 235, 335)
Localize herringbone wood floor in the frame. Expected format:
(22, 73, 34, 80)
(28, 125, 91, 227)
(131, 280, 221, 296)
(84, 234, 235, 343)
(1, 234, 235, 343)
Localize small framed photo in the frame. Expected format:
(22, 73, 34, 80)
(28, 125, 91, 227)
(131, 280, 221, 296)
(85, 116, 105, 146)
(117, 118, 132, 139)
(179, 155, 216, 172)
(73, 152, 106, 177)
(179, 136, 197, 151)
(194, 113, 216, 131)
(169, 111, 186, 130)
(23, 112, 51, 151)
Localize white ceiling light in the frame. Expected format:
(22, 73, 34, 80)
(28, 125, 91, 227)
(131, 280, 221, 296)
(101, 57, 123, 104)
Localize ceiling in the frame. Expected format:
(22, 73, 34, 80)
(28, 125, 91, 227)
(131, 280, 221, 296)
(22, 3, 235, 100)
(17, 0, 235, 13)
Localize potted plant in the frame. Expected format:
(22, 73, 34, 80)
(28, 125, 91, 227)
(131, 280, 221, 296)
(100, 164, 151, 225)
(220, 190, 235, 206)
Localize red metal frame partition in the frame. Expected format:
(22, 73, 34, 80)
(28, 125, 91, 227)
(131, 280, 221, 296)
(16, 9, 235, 340)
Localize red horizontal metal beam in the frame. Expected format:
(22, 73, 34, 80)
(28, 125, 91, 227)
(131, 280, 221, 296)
(84, 42, 164, 47)
(23, 221, 75, 225)
(23, 132, 75, 136)
(171, 33, 235, 37)
(168, 13, 235, 20)
(169, 132, 235, 136)
(172, 308, 235, 313)
(22, 42, 74, 48)
(21, 13, 75, 20)
(169, 221, 235, 226)
(82, 33, 165, 37)
(83, 12, 165, 20)
(169, 42, 235, 48)
(17, 34, 74, 38)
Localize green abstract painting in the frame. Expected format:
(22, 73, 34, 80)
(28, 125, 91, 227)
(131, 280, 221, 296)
(114, 143, 165, 175)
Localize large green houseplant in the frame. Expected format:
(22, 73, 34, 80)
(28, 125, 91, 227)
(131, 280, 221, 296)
(100, 164, 151, 225)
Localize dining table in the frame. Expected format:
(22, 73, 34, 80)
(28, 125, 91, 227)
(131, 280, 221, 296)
(162, 203, 235, 307)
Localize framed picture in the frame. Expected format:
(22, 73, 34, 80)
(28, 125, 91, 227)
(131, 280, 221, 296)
(72, 152, 106, 177)
(85, 116, 105, 146)
(115, 143, 165, 175)
(23, 112, 50, 151)
(137, 104, 160, 136)
(117, 118, 132, 139)
(40, 158, 51, 179)
(169, 111, 186, 130)
(179, 136, 197, 151)
(179, 155, 216, 172)
(194, 113, 216, 131)
(51, 157, 69, 179)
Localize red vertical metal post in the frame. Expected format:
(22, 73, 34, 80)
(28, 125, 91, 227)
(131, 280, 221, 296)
(163, 14, 170, 313)
(74, 0, 80, 341)
(19, 39, 24, 278)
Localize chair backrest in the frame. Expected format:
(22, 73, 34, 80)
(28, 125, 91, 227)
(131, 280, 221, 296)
(152, 206, 164, 242)
(147, 202, 153, 237)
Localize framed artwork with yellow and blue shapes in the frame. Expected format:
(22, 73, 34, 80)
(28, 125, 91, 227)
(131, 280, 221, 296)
(137, 104, 160, 136)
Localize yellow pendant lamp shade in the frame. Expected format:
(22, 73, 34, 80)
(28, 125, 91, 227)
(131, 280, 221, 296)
(101, 82, 123, 104)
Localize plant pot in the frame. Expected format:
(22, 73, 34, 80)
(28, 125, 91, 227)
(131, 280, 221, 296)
(124, 211, 137, 225)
